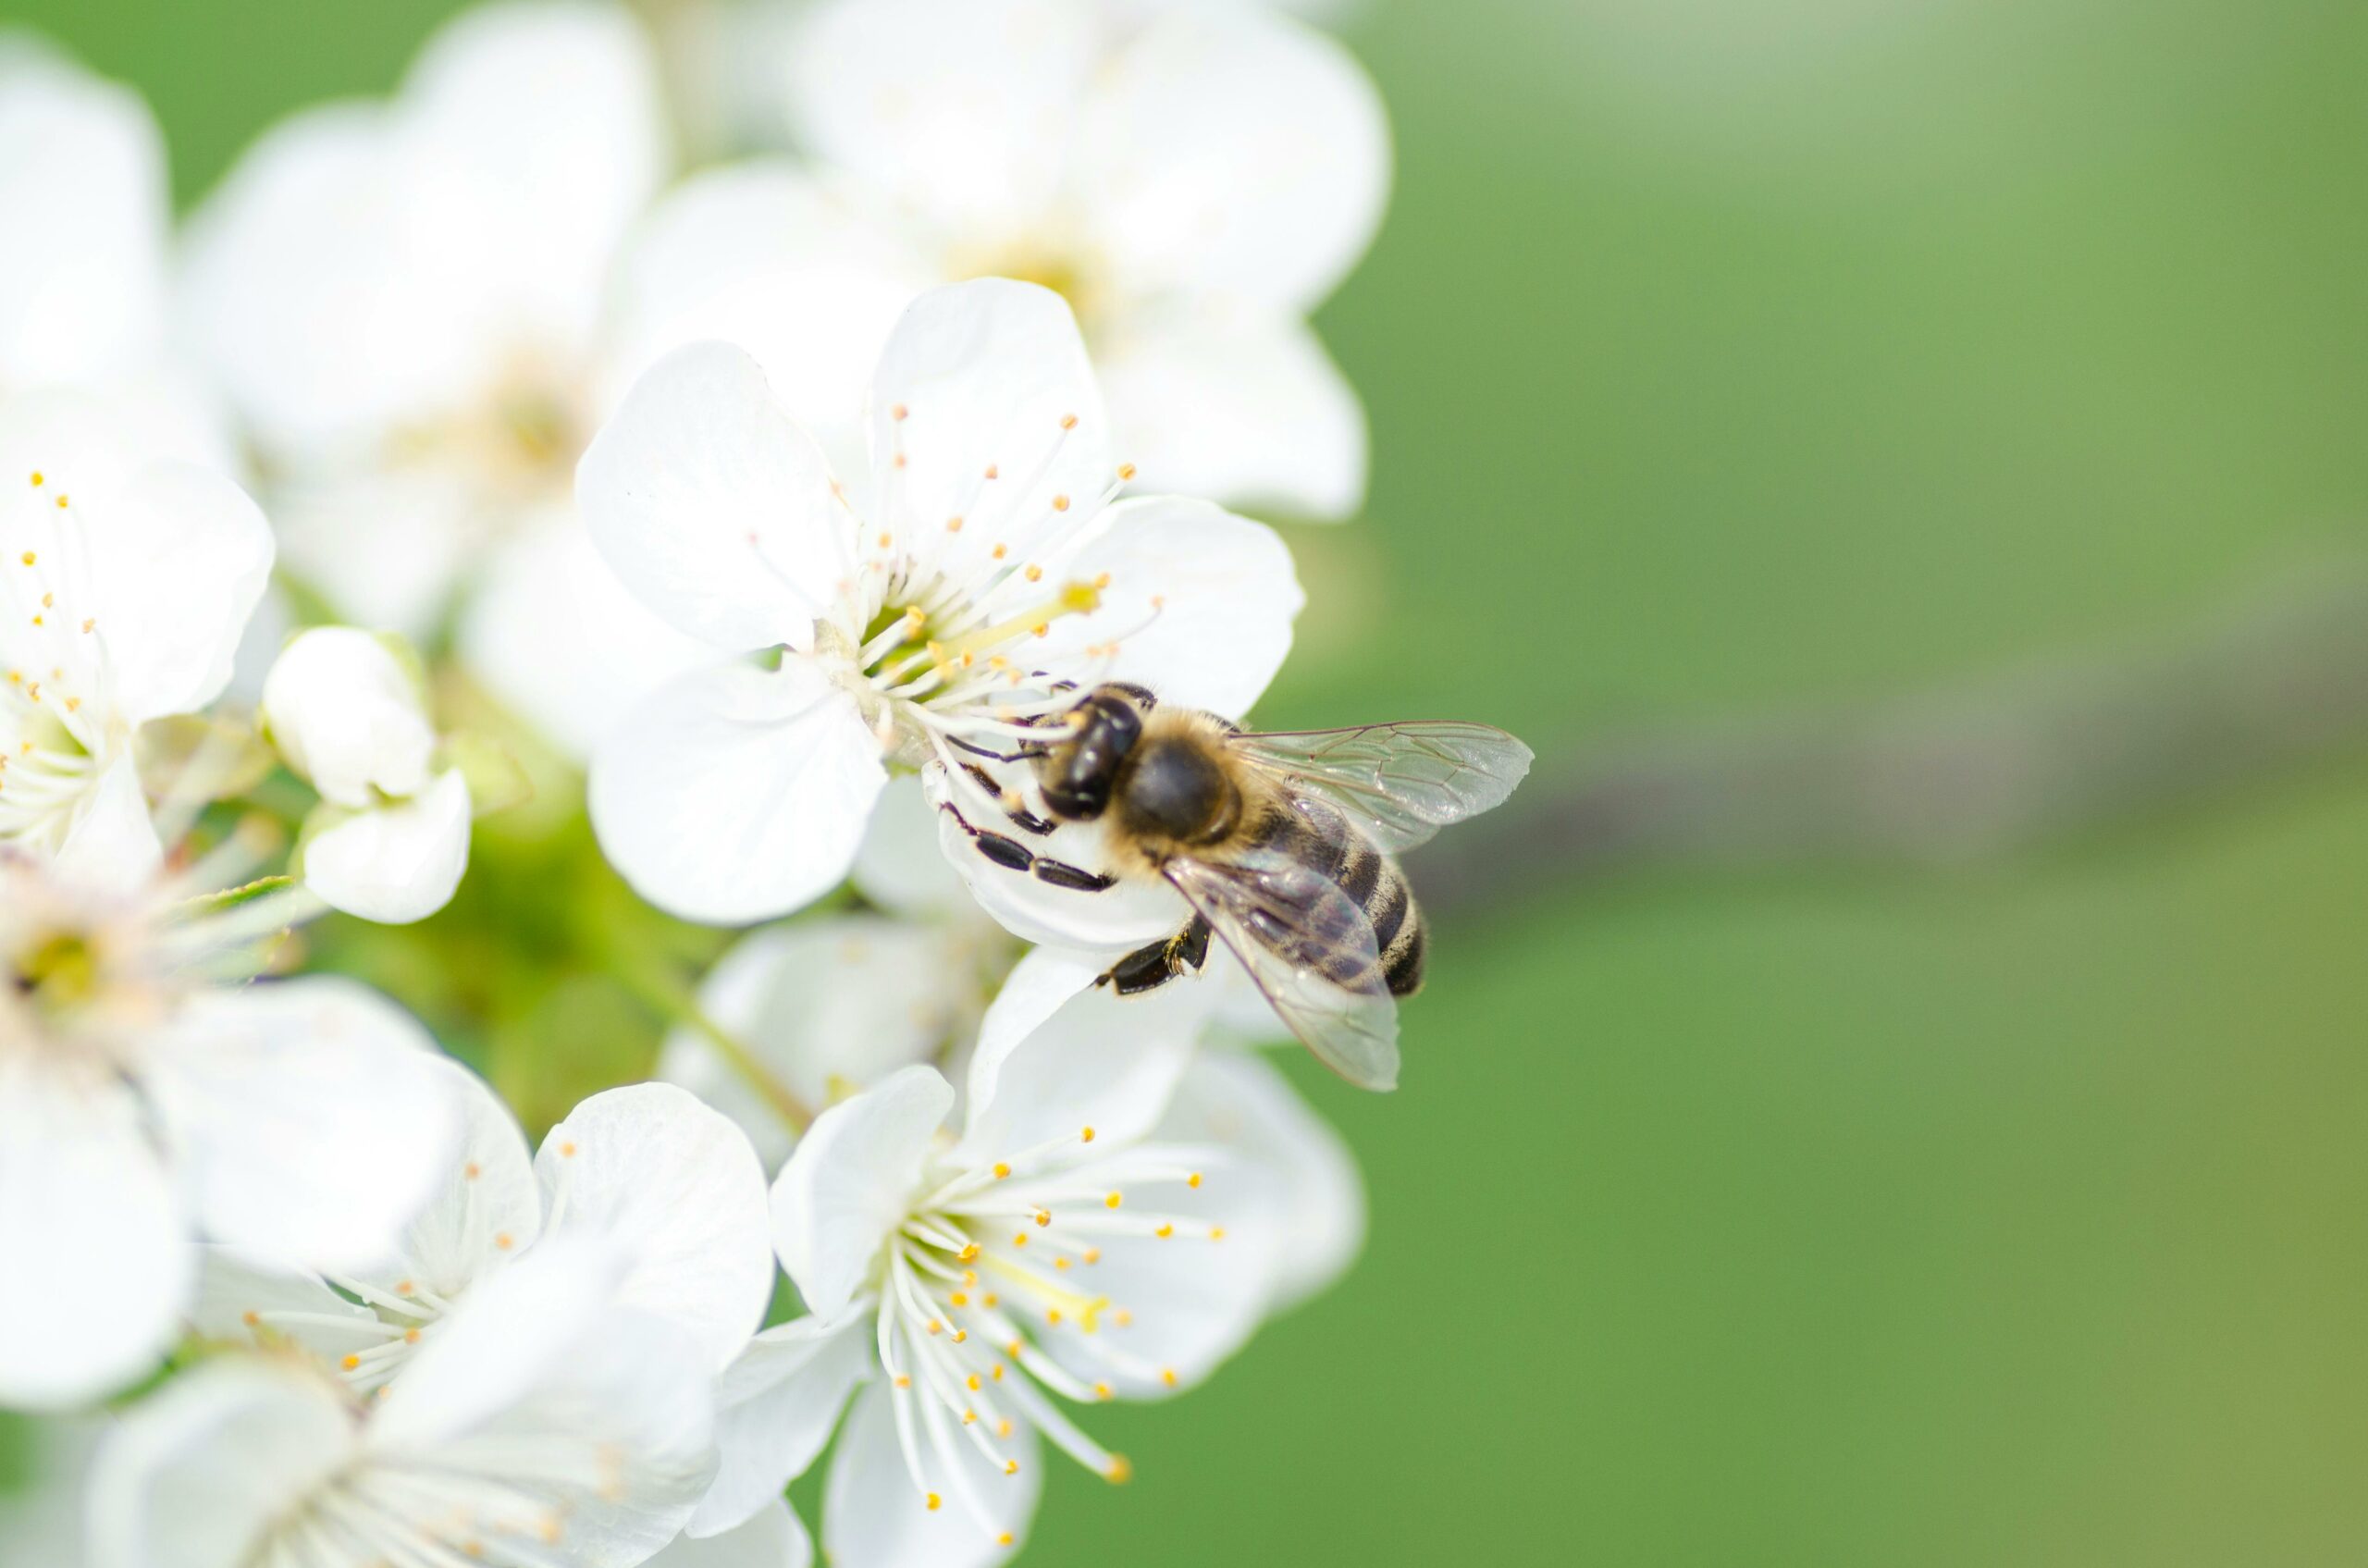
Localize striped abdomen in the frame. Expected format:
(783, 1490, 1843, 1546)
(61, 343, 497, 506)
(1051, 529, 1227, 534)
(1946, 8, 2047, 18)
(1247, 797, 1428, 999)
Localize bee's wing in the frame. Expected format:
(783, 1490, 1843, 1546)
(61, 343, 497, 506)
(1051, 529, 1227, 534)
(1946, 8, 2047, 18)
(1164, 851, 1400, 1093)
(1230, 722, 1534, 853)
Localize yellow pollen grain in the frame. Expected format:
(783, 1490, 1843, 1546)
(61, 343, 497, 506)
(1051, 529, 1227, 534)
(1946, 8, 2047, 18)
(1012, 1232, 1029, 1247)
(1079, 1126, 1095, 1142)
(993, 1162, 1011, 1179)
(967, 1373, 981, 1391)
(1161, 1367, 1178, 1388)
(1114, 1309, 1133, 1327)
(982, 1293, 1000, 1308)
(1116, 463, 1136, 480)
(963, 1270, 979, 1287)
(984, 463, 1000, 480)
(962, 1410, 977, 1426)
(892, 403, 908, 421)
(959, 1243, 980, 1262)
(1188, 1172, 1202, 1189)
(894, 1375, 912, 1389)
(893, 453, 907, 469)
(1209, 1226, 1227, 1241)
(1052, 494, 1070, 512)
(1105, 1455, 1133, 1485)
(951, 1291, 970, 1307)
(1082, 1248, 1100, 1265)
(925, 1319, 943, 1336)
(54, 496, 67, 509)
(1060, 414, 1079, 430)
(28, 472, 40, 486)
(952, 1328, 968, 1343)
(405, 1329, 421, 1344)
(561, 1142, 578, 1158)
(1007, 1340, 1024, 1358)
(1054, 1257, 1070, 1272)
(340, 1355, 361, 1371)
(494, 1232, 514, 1251)
(999, 1530, 1016, 1545)
(1154, 1223, 1174, 1239)
(992, 543, 1008, 560)
(1046, 1309, 1063, 1327)
(1023, 564, 1043, 583)
(1104, 1191, 1123, 1209)
(1004, 1462, 1019, 1477)
(464, 1163, 482, 1180)
(946, 515, 964, 533)
(396, 1280, 414, 1295)
(1032, 1209, 1050, 1228)
(992, 1366, 1005, 1384)
(1093, 1380, 1112, 1401)
(926, 1493, 942, 1512)
(18, 553, 31, 567)
(242, 1310, 260, 1327)
(876, 531, 893, 549)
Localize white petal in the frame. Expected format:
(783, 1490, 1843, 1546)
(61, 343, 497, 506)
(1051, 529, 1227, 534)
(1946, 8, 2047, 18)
(959, 946, 1215, 1160)
(1099, 313, 1367, 520)
(851, 774, 971, 918)
(146, 978, 459, 1272)
(610, 161, 930, 455)
(51, 754, 165, 894)
(0, 44, 168, 388)
(260, 626, 434, 805)
(346, 1055, 542, 1303)
(269, 465, 476, 638)
(367, 1241, 719, 1559)
(659, 1500, 813, 1568)
(660, 915, 974, 1168)
(690, 1309, 871, 1537)
(187, 1245, 387, 1362)
(578, 342, 848, 652)
(866, 279, 1114, 577)
(301, 770, 474, 925)
(1078, 7, 1388, 313)
(1160, 1051, 1364, 1313)
(769, 1066, 952, 1317)
(394, 0, 668, 341)
(786, 0, 1094, 233)
(536, 1083, 777, 1374)
(0, 1063, 187, 1411)
(85, 1359, 355, 1568)
(1035, 1152, 1284, 1399)
(1034, 496, 1301, 722)
(589, 656, 885, 925)
(457, 510, 716, 760)
(924, 761, 1185, 949)
(822, 1379, 1038, 1568)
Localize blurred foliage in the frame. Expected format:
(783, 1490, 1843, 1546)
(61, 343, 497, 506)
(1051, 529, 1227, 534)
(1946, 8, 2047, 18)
(11, 0, 2368, 1562)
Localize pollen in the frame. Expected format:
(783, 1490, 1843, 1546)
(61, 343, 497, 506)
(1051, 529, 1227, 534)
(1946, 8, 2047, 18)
(1209, 1227, 1227, 1241)
(1082, 1248, 1100, 1265)
(1060, 414, 1079, 430)
(1004, 1461, 1020, 1476)
(925, 1319, 943, 1336)
(341, 1355, 361, 1371)
(1054, 1257, 1070, 1272)
(926, 1493, 942, 1512)
(1116, 463, 1136, 481)
(560, 1142, 578, 1158)
(959, 1242, 980, 1262)
(1093, 1380, 1112, 1401)
(464, 1163, 482, 1180)
(895, 1375, 912, 1389)
(1033, 1208, 1051, 1227)
(984, 463, 999, 480)
(1023, 564, 1043, 583)
(892, 403, 908, 421)
(494, 1232, 514, 1250)
(54, 495, 67, 509)
(968, 1373, 982, 1391)
(993, 1162, 1011, 1179)
(27, 472, 40, 486)
(1012, 1232, 1029, 1247)
(1104, 1191, 1123, 1209)
(951, 1290, 970, 1307)
(1104, 1455, 1133, 1485)
(1188, 1172, 1202, 1189)
(962, 1409, 977, 1425)
(1155, 1223, 1174, 1239)
(999, 1530, 1016, 1545)
(396, 1280, 414, 1295)
(946, 515, 964, 532)
(1052, 494, 1070, 512)
(1161, 1367, 1178, 1388)
(1079, 1126, 1095, 1142)
(241, 1311, 260, 1327)
(18, 553, 31, 567)
(1045, 1309, 1063, 1327)
(405, 1328, 421, 1344)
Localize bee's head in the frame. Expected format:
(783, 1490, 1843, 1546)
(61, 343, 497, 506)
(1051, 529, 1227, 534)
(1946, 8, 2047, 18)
(1034, 684, 1153, 821)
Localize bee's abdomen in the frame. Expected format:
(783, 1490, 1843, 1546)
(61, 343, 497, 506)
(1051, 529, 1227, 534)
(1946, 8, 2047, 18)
(1253, 800, 1426, 996)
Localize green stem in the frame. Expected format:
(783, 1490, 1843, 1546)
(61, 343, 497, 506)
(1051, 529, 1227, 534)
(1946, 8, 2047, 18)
(611, 950, 813, 1135)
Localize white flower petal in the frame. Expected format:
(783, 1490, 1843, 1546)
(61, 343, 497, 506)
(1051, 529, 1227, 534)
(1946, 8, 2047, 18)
(769, 1066, 953, 1317)
(866, 279, 1114, 577)
(86, 1359, 356, 1568)
(1159, 1051, 1364, 1313)
(536, 1083, 776, 1373)
(851, 774, 970, 919)
(589, 656, 885, 925)
(578, 341, 847, 653)
(786, 0, 1094, 234)
(0, 1064, 187, 1411)
(690, 1309, 871, 1538)
(302, 770, 474, 925)
(347, 1055, 542, 1303)
(86, 457, 273, 725)
(1078, 6, 1388, 313)
(187, 1244, 387, 1361)
(457, 511, 715, 760)
(269, 465, 478, 638)
(51, 754, 165, 894)
(924, 761, 1185, 949)
(395, 0, 667, 341)
(822, 1379, 1038, 1568)
(959, 946, 1214, 1160)
(660, 1500, 813, 1568)
(610, 161, 929, 454)
(366, 1241, 719, 1559)
(146, 978, 458, 1272)
(660, 916, 972, 1168)
(260, 626, 435, 806)
(1098, 313, 1367, 520)
(0, 44, 168, 389)
(1034, 496, 1301, 722)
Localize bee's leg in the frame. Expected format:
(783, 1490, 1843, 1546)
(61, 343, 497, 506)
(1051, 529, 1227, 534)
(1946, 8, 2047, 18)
(1098, 918, 1212, 995)
(947, 735, 1047, 766)
(957, 762, 1056, 837)
(940, 802, 1116, 890)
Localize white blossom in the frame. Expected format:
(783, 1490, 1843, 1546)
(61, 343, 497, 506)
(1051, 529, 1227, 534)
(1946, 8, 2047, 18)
(580, 277, 1301, 926)
(617, 0, 1388, 522)
(0, 846, 457, 1411)
(176, 0, 709, 757)
(90, 1241, 719, 1568)
(194, 1071, 776, 1396)
(0, 389, 273, 883)
(261, 626, 473, 924)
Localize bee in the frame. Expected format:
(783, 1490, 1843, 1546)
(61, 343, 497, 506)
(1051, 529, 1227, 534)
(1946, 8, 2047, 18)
(938, 683, 1533, 1091)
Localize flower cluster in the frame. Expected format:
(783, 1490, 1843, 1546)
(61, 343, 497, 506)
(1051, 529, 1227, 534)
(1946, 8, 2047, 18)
(0, 5, 1509, 1568)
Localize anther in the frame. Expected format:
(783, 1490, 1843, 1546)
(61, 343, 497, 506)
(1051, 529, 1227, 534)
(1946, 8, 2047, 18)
(1080, 1126, 1095, 1142)
(1104, 1191, 1123, 1209)
(1052, 494, 1070, 512)
(1188, 1172, 1202, 1189)
(1060, 414, 1079, 430)
(1116, 463, 1136, 481)
(1093, 1380, 1112, 1401)
(1104, 1455, 1133, 1485)
(1161, 1367, 1178, 1388)
(993, 1163, 1011, 1179)
(927, 1493, 942, 1512)
(892, 403, 908, 421)
(1004, 1461, 1020, 1476)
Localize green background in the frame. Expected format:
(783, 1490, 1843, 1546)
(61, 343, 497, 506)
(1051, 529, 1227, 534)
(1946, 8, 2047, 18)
(13, 0, 2368, 1561)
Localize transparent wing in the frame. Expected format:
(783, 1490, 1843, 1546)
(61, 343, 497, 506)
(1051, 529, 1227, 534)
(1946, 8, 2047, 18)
(1232, 722, 1534, 853)
(1165, 852, 1400, 1093)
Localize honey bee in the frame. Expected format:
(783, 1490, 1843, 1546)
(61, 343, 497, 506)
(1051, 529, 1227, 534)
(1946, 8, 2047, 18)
(938, 683, 1533, 1091)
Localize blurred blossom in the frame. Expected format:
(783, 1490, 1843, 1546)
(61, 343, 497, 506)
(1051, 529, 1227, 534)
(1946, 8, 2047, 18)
(578, 279, 1300, 926)
(648, 1498, 813, 1568)
(176, 1, 708, 759)
(0, 848, 459, 1412)
(90, 1242, 719, 1568)
(0, 1416, 98, 1564)
(0, 37, 229, 470)
(0, 389, 274, 883)
(616, 0, 1388, 521)
(194, 1072, 774, 1394)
